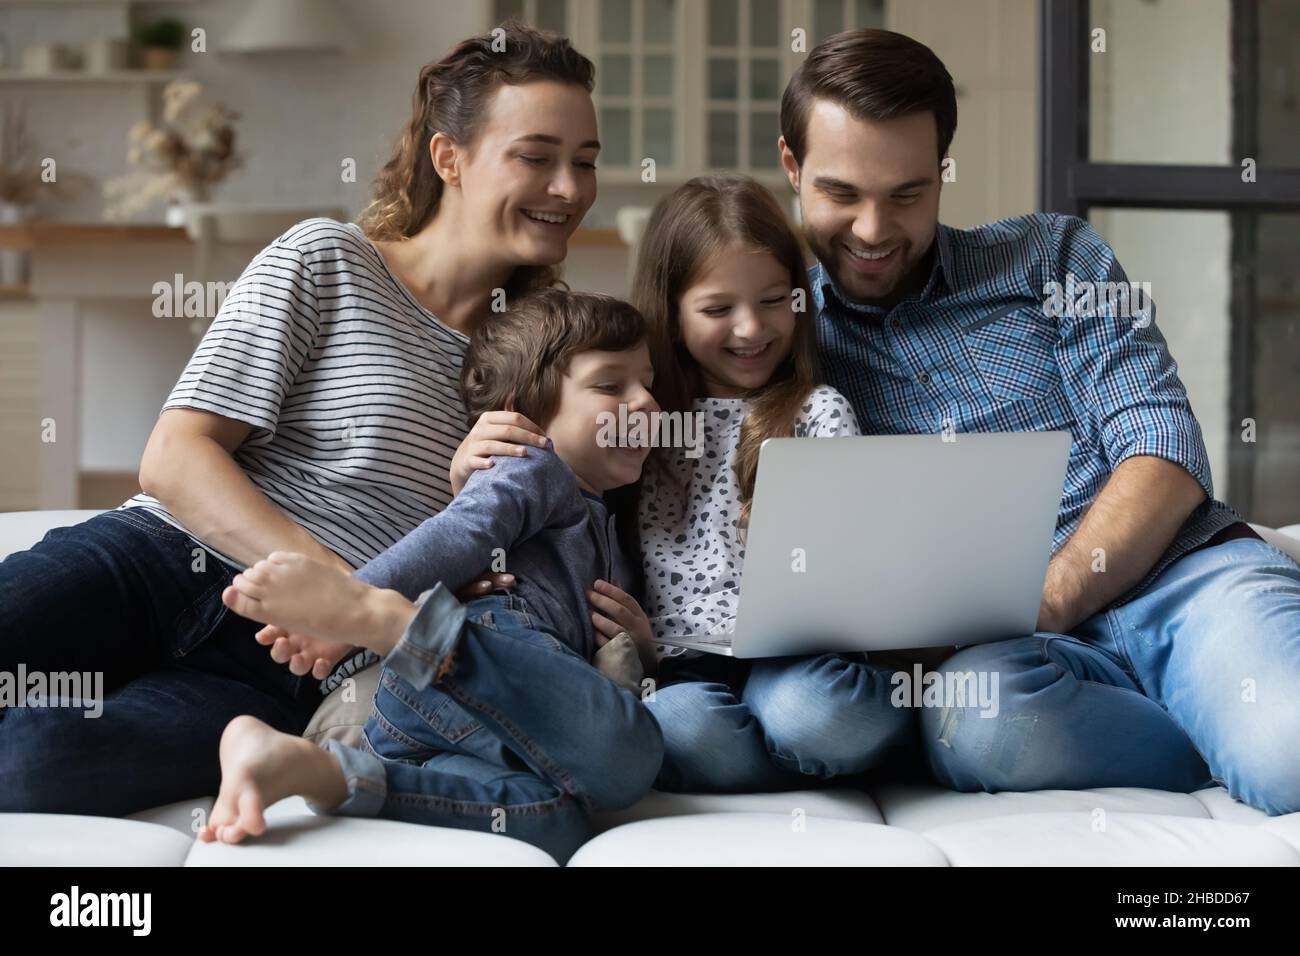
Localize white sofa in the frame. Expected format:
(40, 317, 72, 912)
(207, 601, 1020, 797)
(3, 509, 1300, 867)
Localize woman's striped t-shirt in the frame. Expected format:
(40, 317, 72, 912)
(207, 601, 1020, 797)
(119, 217, 471, 571)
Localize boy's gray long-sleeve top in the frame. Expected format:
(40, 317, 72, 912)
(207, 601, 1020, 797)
(349, 444, 632, 662)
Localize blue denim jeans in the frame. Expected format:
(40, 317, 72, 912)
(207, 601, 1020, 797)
(645, 650, 917, 792)
(0, 508, 322, 815)
(312, 583, 663, 864)
(920, 538, 1300, 815)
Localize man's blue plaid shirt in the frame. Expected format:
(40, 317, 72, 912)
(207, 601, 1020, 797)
(812, 212, 1241, 608)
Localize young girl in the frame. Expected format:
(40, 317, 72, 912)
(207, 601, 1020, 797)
(454, 175, 916, 794)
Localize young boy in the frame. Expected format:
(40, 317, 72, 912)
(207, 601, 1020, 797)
(198, 290, 663, 864)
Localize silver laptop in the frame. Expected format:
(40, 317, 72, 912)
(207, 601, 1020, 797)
(656, 431, 1071, 658)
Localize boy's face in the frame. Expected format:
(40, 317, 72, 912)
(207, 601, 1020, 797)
(546, 342, 657, 494)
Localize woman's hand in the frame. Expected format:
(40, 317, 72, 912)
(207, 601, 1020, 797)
(450, 411, 549, 496)
(455, 570, 516, 600)
(253, 624, 354, 680)
(587, 579, 653, 650)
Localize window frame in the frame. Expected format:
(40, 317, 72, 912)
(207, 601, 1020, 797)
(1038, 0, 1300, 518)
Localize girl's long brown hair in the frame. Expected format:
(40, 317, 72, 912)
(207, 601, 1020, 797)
(630, 174, 821, 531)
(357, 21, 593, 298)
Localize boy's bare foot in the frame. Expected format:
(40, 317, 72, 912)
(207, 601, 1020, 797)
(197, 715, 349, 845)
(221, 551, 416, 656)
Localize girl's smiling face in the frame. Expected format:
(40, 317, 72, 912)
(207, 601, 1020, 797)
(676, 245, 797, 398)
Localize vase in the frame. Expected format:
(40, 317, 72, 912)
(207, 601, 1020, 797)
(142, 46, 178, 70)
(0, 201, 32, 287)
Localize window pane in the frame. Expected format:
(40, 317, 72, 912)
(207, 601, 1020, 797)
(1087, 208, 1234, 501)
(854, 0, 885, 28)
(644, 0, 675, 45)
(708, 111, 738, 166)
(708, 57, 738, 99)
(601, 0, 632, 43)
(1088, 0, 1231, 164)
(644, 54, 673, 97)
(751, 57, 780, 100)
(536, 0, 566, 32)
(601, 107, 632, 165)
(815, 0, 843, 41)
(709, 0, 738, 46)
(644, 108, 674, 166)
(749, 110, 780, 167)
(751, 0, 779, 47)
(1257, 0, 1300, 166)
(602, 54, 631, 96)
(1246, 212, 1300, 526)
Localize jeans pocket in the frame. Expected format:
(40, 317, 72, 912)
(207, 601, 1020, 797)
(170, 562, 234, 659)
(423, 695, 484, 745)
(376, 669, 483, 749)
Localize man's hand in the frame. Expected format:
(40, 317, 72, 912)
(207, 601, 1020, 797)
(1037, 455, 1206, 633)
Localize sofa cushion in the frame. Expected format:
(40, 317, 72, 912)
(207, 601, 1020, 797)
(591, 787, 883, 834)
(184, 796, 557, 866)
(870, 783, 1228, 831)
(127, 797, 216, 838)
(570, 812, 949, 866)
(0, 813, 195, 866)
(0, 510, 105, 560)
(302, 662, 380, 748)
(921, 812, 1300, 866)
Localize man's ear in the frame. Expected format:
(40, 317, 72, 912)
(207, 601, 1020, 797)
(430, 132, 461, 187)
(778, 136, 800, 193)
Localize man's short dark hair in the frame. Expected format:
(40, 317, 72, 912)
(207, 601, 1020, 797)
(780, 28, 957, 165)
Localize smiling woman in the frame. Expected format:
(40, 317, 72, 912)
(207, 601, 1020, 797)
(0, 22, 601, 819)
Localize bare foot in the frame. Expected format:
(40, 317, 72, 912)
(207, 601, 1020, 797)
(221, 551, 415, 656)
(197, 715, 348, 845)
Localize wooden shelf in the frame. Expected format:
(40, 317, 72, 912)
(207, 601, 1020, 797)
(0, 283, 32, 301)
(0, 222, 189, 249)
(0, 221, 626, 249)
(569, 228, 624, 247)
(0, 69, 181, 84)
(0, 0, 197, 6)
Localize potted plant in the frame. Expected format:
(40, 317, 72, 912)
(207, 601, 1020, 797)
(0, 104, 89, 284)
(103, 80, 241, 224)
(136, 18, 186, 70)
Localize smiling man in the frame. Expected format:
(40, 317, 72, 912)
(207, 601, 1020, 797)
(779, 28, 1300, 815)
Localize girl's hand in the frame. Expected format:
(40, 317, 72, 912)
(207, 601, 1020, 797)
(587, 579, 653, 650)
(450, 411, 549, 496)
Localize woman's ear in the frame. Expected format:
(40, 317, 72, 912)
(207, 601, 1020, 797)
(429, 132, 460, 187)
